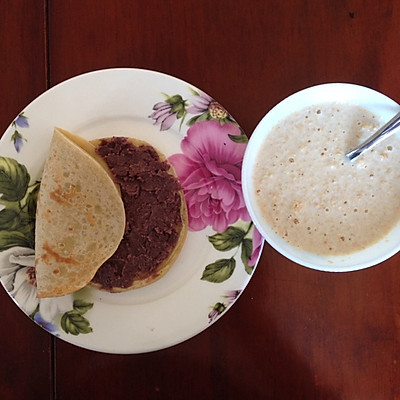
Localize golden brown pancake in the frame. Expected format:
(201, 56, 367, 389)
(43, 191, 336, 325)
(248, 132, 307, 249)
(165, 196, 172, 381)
(35, 128, 126, 297)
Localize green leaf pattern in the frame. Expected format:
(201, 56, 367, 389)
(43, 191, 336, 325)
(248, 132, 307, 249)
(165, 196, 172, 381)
(241, 238, 255, 275)
(0, 157, 38, 251)
(208, 226, 246, 251)
(60, 300, 94, 335)
(0, 157, 30, 202)
(202, 221, 255, 284)
(201, 258, 236, 283)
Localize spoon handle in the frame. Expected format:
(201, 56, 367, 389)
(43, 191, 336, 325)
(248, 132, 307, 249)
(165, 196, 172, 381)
(346, 111, 400, 161)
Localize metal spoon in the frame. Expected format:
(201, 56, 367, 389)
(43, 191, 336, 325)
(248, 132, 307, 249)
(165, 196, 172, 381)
(345, 111, 400, 161)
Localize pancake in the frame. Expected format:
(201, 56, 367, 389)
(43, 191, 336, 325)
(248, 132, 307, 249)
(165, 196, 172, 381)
(35, 128, 126, 298)
(89, 137, 188, 292)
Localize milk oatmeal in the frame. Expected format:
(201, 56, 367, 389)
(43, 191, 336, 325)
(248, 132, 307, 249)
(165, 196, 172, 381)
(253, 103, 400, 256)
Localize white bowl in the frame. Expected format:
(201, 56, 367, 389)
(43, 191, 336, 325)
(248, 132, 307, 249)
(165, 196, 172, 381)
(242, 83, 400, 272)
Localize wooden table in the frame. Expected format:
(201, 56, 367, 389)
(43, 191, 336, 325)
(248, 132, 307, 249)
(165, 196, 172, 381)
(2, 1, 400, 399)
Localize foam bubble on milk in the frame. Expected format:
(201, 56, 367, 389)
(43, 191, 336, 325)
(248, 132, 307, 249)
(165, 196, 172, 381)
(253, 102, 400, 256)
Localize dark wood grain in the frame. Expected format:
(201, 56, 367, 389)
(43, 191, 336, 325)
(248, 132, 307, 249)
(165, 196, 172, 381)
(2, 0, 400, 399)
(0, 1, 52, 399)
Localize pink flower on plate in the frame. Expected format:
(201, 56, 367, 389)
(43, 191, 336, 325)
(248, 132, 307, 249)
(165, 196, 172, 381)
(169, 120, 250, 233)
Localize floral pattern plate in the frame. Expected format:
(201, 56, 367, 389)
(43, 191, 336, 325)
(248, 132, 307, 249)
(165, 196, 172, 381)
(0, 68, 262, 354)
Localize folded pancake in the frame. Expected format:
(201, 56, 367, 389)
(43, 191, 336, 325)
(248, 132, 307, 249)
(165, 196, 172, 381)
(89, 137, 188, 292)
(35, 128, 126, 298)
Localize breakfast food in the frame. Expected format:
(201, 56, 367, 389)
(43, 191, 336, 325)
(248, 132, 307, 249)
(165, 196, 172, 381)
(253, 103, 400, 256)
(35, 128, 126, 298)
(89, 136, 188, 292)
(35, 129, 188, 296)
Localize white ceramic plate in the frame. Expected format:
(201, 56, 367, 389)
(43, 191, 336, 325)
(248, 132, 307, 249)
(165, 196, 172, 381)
(0, 68, 263, 353)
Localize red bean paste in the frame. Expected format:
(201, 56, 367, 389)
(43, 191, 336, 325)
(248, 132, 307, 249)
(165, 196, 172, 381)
(91, 137, 183, 290)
